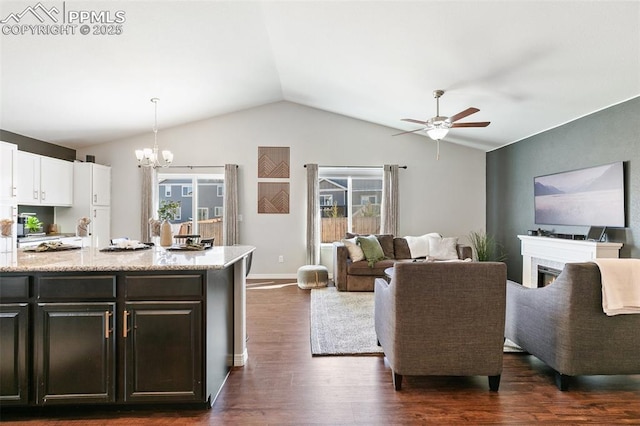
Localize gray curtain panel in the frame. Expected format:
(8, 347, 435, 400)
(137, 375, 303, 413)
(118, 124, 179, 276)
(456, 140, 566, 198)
(140, 166, 155, 242)
(224, 164, 239, 245)
(306, 164, 320, 265)
(380, 164, 399, 236)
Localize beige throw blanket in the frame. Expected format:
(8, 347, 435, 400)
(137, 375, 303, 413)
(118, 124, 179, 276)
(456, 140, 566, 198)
(594, 259, 640, 316)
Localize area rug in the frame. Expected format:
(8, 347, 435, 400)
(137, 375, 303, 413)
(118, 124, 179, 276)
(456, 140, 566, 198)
(310, 287, 524, 356)
(310, 286, 383, 356)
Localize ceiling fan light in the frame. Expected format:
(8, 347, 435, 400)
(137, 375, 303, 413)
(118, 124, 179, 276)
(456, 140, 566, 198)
(426, 127, 449, 140)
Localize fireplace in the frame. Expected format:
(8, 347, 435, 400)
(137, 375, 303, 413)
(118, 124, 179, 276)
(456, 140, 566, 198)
(518, 235, 622, 288)
(537, 265, 561, 287)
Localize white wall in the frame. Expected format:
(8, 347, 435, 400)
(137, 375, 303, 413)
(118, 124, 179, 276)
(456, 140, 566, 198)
(75, 101, 486, 278)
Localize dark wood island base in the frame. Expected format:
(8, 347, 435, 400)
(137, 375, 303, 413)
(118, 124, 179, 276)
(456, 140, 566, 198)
(0, 245, 254, 410)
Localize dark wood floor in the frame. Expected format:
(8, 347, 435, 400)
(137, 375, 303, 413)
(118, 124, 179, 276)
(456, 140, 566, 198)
(3, 280, 640, 424)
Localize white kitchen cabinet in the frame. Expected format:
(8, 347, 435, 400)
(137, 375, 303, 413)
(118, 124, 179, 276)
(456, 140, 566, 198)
(91, 164, 111, 206)
(1, 142, 18, 203)
(16, 151, 73, 206)
(0, 142, 18, 251)
(56, 163, 111, 248)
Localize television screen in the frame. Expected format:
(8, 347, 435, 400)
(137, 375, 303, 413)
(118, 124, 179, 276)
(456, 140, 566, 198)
(534, 162, 625, 227)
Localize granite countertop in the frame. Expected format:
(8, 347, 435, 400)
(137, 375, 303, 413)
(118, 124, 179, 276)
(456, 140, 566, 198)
(0, 245, 255, 272)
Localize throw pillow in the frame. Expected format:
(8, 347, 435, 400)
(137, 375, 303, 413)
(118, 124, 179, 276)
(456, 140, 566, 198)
(427, 235, 459, 260)
(404, 233, 441, 258)
(346, 233, 395, 259)
(357, 235, 386, 267)
(341, 238, 365, 262)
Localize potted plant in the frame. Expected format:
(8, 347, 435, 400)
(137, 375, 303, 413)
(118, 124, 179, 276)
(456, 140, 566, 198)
(468, 230, 507, 262)
(158, 201, 180, 247)
(25, 216, 43, 234)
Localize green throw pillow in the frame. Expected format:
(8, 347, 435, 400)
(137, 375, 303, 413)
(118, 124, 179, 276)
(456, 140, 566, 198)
(357, 235, 386, 267)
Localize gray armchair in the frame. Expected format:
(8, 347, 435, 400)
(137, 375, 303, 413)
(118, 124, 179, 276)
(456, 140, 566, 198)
(505, 262, 640, 390)
(374, 261, 507, 391)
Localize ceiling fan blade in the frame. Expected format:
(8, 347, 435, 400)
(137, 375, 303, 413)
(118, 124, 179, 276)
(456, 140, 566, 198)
(401, 118, 428, 125)
(392, 128, 425, 136)
(449, 107, 479, 123)
(451, 121, 491, 128)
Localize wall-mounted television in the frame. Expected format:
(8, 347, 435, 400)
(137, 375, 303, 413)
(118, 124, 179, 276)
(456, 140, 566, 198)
(534, 162, 625, 227)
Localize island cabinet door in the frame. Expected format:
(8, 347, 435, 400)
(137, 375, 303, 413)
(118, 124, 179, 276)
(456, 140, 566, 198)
(34, 302, 116, 405)
(123, 301, 203, 403)
(0, 304, 29, 406)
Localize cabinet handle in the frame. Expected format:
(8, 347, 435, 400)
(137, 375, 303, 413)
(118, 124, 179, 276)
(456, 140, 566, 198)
(33, 190, 38, 200)
(12, 186, 17, 197)
(123, 310, 130, 338)
(94, 194, 98, 203)
(41, 191, 46, 200)
(94, 209, 97, 218)
(105, 311, 112, 339)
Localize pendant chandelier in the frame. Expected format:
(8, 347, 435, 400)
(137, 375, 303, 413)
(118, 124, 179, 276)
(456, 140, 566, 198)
(135, 98, 174, 168)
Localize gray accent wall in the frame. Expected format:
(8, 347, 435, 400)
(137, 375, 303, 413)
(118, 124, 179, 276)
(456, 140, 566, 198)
(487, 96, 640, 283)
(0, 129, 76, 161)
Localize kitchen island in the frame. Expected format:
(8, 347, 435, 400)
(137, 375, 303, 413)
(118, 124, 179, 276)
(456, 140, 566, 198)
(0, 245, 254, 408)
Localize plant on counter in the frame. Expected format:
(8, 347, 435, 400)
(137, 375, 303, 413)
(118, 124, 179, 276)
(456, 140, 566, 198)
(25, 216, 43, 233)
(158, 200, 180, 222)
(468, 230, 507, 262)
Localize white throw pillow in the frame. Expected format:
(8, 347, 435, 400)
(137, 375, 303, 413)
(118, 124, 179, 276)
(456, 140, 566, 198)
(427, 235, 459, 260)
(404, 232, 441, 258)
(341, 237, 365, 262)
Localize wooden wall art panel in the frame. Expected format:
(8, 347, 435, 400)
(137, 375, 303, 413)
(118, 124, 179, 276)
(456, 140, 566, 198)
(258, 182, 290, 214)
(258, 146, 290, 178)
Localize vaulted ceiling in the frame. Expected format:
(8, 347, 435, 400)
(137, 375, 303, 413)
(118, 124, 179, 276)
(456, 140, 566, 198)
(1, 1, 639, 151)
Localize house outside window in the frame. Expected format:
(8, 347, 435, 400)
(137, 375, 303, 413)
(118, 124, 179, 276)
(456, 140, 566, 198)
(158, 174, 224, 245)
(318, 167, 383, 243)
(164, 185, 171, 197)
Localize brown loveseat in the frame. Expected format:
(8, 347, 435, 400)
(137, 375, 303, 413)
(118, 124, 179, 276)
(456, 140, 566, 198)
(332, 234, 472, 291)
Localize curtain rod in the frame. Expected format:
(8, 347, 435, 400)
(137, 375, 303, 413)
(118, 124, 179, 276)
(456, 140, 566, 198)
(304, 164, 407, 169)
(166, 165, 234, 169)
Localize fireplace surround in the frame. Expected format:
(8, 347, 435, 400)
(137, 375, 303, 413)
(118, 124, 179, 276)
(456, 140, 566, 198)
(517, 235, 622, 287)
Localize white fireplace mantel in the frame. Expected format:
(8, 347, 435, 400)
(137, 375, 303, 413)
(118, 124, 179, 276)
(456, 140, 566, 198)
(517, 235, 622, 287)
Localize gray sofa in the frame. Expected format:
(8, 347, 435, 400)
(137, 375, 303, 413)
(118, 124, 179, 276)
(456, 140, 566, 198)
(333, 234, 472, 292)
(505, 262, 640, 391)
(375, 261, 507, 391)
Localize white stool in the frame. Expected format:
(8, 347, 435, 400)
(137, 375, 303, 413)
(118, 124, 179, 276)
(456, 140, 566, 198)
(297, 265, 329, 289)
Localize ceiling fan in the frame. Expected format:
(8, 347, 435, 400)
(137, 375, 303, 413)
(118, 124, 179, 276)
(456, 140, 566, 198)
(394, 90, 490, 159)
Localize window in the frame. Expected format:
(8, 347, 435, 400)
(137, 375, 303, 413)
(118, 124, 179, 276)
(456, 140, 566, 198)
(158, 174, 224, 245)
(320, 194, 333, 206)
(197, 207, 209, 221)
(361, 195, 377, 205)
(318, 167, 383, 243)
(164, 185, 171, 197)
(217, 185, 224, 197)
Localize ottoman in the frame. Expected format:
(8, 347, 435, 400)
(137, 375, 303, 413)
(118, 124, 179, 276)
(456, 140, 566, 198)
(297, 265, 329, 289)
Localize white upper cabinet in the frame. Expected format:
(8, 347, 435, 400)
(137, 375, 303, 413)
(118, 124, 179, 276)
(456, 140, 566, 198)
(0, 142, 18, 203)
(16, 151, 39, 205)
(40, 156, 73, 206)
(91, 164, 111, 206)
(16, 151, 73, 206)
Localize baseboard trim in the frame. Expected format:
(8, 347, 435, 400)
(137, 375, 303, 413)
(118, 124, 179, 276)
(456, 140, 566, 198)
(248, 273, 298, 280)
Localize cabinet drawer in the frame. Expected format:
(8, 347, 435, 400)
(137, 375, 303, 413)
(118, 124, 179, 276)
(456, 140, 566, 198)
(0, 276, 30, 299)
(38, 275, 116, 300)
(125, 274, 203, 298)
